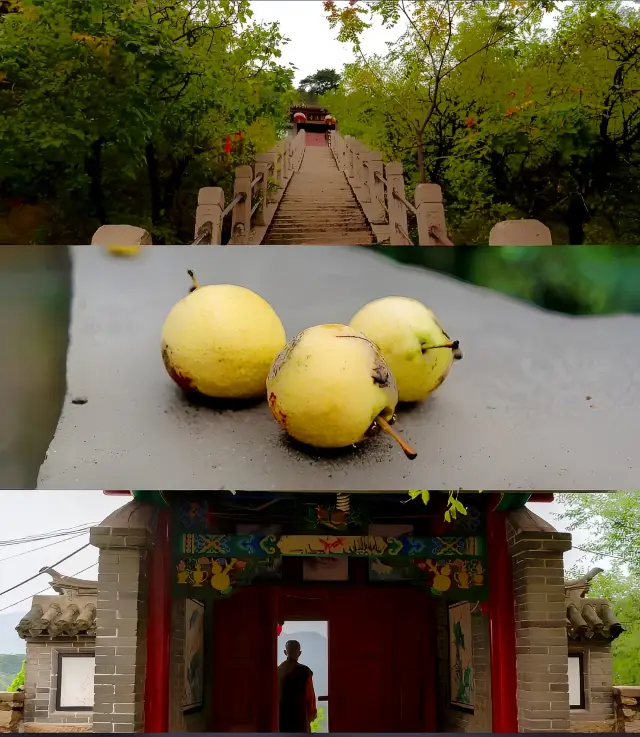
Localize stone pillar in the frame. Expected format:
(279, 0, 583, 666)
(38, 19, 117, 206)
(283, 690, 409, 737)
(489, 220, 552, 245)
(507, 508, 572, 733)
(230, 164, 253, 245)
(385, 162, 409, 246)
(194, 188, 224, 245)
(343, 136, 354, 179)
(415, 183, 453, 246)
(90, 501, 158, 734)
(254, 154, 275, 226)
(367, 152, 386, 223)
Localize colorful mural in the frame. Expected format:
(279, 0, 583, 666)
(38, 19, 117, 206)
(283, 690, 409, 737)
(178, 533, 483, 559)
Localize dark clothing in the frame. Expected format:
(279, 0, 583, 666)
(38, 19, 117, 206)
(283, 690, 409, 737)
(278, 661, 315, 733)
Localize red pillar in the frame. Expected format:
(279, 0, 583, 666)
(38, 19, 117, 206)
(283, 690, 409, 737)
(144, 507, 172, 732)
(486, 503, 519, 733)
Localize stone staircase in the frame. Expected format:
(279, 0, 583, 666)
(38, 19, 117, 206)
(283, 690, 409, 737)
(262, 145, 375, 245)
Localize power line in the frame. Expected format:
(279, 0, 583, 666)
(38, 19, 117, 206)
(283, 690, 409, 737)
(0, 544, 90, 597)
(0, 532, 88, 563)
(0, 523, 95, 547)
(0, 563, 98, 614)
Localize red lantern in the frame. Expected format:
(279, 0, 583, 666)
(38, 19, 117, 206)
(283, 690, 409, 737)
(293, 112, 306, 123)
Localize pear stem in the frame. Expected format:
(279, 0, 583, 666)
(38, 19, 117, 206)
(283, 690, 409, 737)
(187, 269, 200, 290)
(376, 416, 417, 460)
(425, 339, 459, 351)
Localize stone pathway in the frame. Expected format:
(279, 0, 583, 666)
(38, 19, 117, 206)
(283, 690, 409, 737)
(263, 145, 375, 245)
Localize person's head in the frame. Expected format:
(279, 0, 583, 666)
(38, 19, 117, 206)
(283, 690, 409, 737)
(284, 640, 301, 662)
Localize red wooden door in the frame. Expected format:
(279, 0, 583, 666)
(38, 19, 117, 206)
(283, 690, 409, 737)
(210, 587, 277, 732)
(277, 585, 436, 733)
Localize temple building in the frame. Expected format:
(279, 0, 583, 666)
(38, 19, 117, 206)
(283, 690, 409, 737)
(14, 492, 625, 734)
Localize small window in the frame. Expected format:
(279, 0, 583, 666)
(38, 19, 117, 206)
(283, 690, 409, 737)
(568, 653, 585, 709)
(56, 653, 95, 711)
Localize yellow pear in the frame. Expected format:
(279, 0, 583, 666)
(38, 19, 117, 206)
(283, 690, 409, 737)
(349, 297, 462, 403)
(266, 324, 417, 458)
(161, 270, 286, 399)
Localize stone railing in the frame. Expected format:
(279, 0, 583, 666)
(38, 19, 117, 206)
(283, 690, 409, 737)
(328, 130, 553, 246)
(91, 130, 306, 248)
(615, 687, 640, 733)
(0, 692, 23, 733)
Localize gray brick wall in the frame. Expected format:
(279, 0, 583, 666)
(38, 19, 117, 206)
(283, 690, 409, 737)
(24, 637, 95, 726)
(570, 644, 616, 732)
(508, 517, 572, 733)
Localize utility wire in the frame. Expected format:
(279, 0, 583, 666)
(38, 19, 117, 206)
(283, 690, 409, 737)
(0, 563, 98, 614)
(0, 523, 95, 547)
(0, 544, 91, 597)
(0, 532, 88, 563)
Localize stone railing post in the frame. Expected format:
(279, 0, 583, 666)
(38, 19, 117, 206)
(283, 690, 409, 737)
(230, 164, 253, 245)
(282, 138, 291, 181)
(367, 151, 386, 223)
(385, 162, 410, 246)
(194, 187, 224, 245)
(415, 183, 453, 246)
(344, 136, 355, 179)
(358, 148, 372, 203)
(352, 141, 368, 193)
(489, 219, 552, 245)
(254, 154, 274, 226)
(91, 225, 152, 250)
(275, 141, 286, 189)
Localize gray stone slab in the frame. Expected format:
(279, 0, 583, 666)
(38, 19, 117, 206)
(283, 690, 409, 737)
(37, 246, 640, 491)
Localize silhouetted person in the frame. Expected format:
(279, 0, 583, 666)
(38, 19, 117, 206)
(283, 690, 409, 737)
(278, 640, 317, 733)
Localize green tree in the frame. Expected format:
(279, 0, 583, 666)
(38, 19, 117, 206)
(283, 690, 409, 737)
(299, 68, 341, 98)
(323, 0, 640, 244)
(557, 491, 640, 575)
(9, 660, 25, 691)
(0, 0, 295, 243)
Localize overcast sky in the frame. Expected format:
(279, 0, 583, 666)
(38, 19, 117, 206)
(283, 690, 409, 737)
(0, 492, 608, 620)
(249, 0, 562, 86)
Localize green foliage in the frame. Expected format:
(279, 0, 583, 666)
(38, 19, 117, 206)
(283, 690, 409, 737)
(299, 68, 340, 99)
(311, 705, 326, 733)
(559, 492, 640, 685)
(0, 654, 25, 690)
(323, 0, 640, 244)
(9, 660, 25, 691)
(0, 0, 295, 243)
(408, 490, 482, 522)
(557, 491, 640, 576)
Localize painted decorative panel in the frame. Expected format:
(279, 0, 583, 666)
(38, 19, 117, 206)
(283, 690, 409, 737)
(448, 602, 475, 711)
(182, 599, 204, 712)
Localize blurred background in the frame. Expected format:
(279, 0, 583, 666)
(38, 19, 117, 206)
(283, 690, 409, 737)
(0, 244, 638, 490)
(382, 245, 640, 316)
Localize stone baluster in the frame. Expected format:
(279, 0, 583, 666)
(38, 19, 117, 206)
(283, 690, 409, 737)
(357, 146, 372, 202)
(254, 154, 275, 226)
(385, 162, 410, 246)
(344, 136, 355, 179)
(367, 151, 386, 223)
(489, 220, 552, 245)
(352, 141, 366, 192)
(230, 164, 253, 245)
(194, 187, 225, 244)
(415, 183, 452, 246)
(282, 138, 291, 182)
